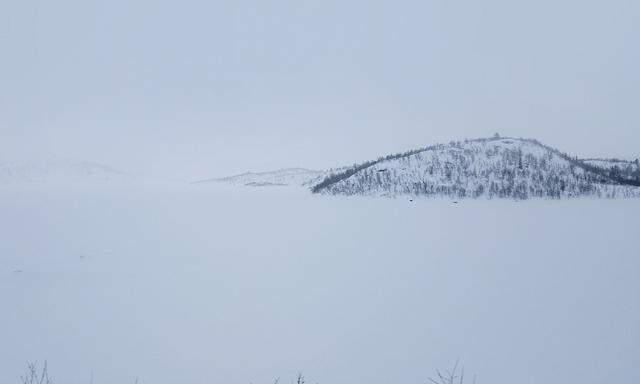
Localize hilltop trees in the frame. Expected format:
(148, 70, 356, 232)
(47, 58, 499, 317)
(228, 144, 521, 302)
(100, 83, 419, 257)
(311, 137, 640, 199)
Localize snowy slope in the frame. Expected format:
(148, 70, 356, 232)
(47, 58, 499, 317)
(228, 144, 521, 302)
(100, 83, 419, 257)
(0, 160, 132, 185)
(312, 137, 640, 199)
(193, 167, 332, 187)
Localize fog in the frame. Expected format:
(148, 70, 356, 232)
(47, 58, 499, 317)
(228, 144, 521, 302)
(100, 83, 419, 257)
(3, 0, 639, 179)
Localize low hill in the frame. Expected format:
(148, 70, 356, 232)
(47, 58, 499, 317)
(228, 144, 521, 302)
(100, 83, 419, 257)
(311, 137, 640, 199)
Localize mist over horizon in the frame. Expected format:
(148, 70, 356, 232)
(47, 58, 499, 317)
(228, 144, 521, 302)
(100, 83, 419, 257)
(3, 0, 639, 179)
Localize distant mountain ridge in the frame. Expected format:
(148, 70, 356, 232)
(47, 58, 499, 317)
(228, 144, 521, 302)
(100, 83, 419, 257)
(0, 160, 132, 184)
(311, 136, 640, 199)
(192, 168, 332, 187)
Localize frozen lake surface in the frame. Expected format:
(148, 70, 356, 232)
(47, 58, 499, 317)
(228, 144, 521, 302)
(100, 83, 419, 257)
(1, 184, 639, 384)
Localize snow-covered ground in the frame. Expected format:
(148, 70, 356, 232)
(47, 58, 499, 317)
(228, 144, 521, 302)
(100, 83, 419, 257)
(1, 183, 639, 384)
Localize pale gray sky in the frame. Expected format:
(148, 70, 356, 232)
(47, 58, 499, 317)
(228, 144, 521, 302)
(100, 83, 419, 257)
(2, 0, 639, 178)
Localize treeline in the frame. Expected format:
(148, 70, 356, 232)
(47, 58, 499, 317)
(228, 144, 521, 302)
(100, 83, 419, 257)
(311, 143, 447, 193)
(580, 158, 640, 184)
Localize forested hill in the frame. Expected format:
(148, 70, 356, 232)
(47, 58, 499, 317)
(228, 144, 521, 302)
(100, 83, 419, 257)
(311, 137, 640, 199)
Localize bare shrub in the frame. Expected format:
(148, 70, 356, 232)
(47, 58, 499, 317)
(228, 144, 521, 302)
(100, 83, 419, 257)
(20, 361, 52, 384)
(427, 360, 476, 384)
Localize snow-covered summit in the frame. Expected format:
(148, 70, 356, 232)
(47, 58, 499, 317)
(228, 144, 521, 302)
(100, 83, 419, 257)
(312, 137, 640, 199)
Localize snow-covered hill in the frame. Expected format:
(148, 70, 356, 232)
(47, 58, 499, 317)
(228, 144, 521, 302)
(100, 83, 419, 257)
(0, 160, 132, 185)
(193, 168, 332, 187)
(312, 137, 640, 199)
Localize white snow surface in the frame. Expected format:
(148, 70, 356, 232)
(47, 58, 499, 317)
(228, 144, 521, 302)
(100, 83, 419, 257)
(194, 167, 330, 187)
(1, 182, 639, 384)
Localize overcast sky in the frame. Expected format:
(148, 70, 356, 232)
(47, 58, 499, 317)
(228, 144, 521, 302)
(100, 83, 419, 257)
(2, 0, 639, 179)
